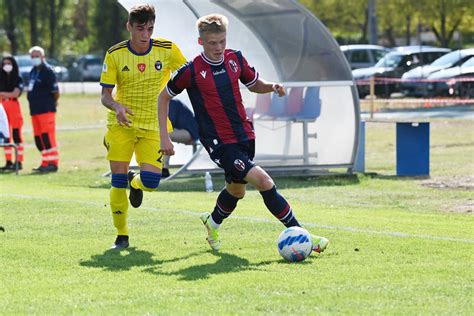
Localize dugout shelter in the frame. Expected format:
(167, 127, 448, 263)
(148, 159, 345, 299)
(119, 0, 360, 176)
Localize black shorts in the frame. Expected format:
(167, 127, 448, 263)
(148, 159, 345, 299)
(209, 140, 256, 184)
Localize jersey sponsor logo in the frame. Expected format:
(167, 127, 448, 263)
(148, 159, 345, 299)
(155, 60, 162, 71)
(213, 68, 226, 76)
(234, 159, 245, 171)
(229, 59, 238, 73)
(137, 63, 146, 72)
(200, 70, 207, 78)
(121, 65, 130, 72)
(102, 63, 107, 73)
(113, 210, 123, 214)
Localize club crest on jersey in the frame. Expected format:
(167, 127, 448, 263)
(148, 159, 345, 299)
(200, 70, 207, 78)
(155, 60, 162, 71)
(229, 59, 238, 73)
(137, 63, 146, 72)
(234, 159, 245, 171)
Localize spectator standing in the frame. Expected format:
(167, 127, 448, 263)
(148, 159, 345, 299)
(27, 46, 60, 173)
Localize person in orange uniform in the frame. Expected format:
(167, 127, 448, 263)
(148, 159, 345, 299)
(0, 56, 24, 171)
(27, 46, 60, 173)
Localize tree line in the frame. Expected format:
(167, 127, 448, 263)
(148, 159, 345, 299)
(0, 0, 128, 61)
(300, 0, 474, 48)
(1, 0, 473, 62)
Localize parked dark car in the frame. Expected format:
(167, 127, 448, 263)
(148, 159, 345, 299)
(424, 56, 474, 98)
(400, 48, 474, 97)
(68, 55, 103, 81)
(15, 55, 69, 82)
(340, 44, 391, 69)
(352, 46, 451, 98)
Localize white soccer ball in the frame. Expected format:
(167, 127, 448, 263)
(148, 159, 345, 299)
(277, 227, 313, 262)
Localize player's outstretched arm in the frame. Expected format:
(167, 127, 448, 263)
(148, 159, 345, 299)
(248, 78, 285, 97)
(101, 87, 133, 127)
(157, 90, 175, 156)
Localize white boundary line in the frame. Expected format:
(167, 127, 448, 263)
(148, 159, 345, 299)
(2, 193, 473, 244)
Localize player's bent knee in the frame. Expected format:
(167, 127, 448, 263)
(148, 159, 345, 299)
(140, 170, 161, 191)
(231, 190, 245, 199)
(226, 186, 246, 199)
(254, 176, 274, 191)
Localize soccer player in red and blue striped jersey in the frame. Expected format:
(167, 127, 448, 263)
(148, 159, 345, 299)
(158, 14, 329, 253)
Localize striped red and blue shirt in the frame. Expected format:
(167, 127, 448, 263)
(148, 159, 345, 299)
(166, 49, 258, 151)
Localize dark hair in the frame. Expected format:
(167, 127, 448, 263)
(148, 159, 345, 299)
(1, 56, 20, 83)
(128, 4, 155, 25)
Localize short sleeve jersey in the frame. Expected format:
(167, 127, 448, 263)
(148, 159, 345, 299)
(0, 73, 24, 94)
(27, 64, 58, 115)
(166, 49, 257, 151)
(100, 38, 186, 131)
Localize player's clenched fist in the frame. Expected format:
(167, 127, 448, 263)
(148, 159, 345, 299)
(159, 137, 175, 156)
(272, 83, 286, 97)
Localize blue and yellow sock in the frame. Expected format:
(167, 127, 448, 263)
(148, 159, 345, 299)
(131, 171, 161, 192)
(110, 173, 129, 235)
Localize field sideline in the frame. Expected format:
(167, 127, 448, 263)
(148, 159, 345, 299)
(1, 95, 473, 314)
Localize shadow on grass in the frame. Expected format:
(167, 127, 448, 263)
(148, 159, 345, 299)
(79, 247, 204, 272)
(363, 172, 430, 181)
(88, 174, 361, 192)
(145, 251, 312, 281)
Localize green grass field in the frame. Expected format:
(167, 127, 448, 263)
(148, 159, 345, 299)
(1, 95, 473, 314)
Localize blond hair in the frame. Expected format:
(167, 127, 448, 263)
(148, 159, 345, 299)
(196, 14, 228, 36)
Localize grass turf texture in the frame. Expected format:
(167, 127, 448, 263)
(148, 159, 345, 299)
(0, 95, 473, 314)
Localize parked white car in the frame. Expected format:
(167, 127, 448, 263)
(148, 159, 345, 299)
(340, 44, 391, 69)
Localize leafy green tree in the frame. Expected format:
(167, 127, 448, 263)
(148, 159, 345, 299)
(90, 0, 128, 55)
(48, 0, 67, 58)
(2, 0, 23, 54)
(299, 0, 474, 48)
(420, 0, 474, 47)
(300, 0, 369, 44)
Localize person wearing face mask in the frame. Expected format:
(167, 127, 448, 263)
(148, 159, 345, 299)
(0, 56, 24, 171)
(27, 46, 60, 173)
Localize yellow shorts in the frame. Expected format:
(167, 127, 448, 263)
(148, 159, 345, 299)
(104, 125, 168, 168)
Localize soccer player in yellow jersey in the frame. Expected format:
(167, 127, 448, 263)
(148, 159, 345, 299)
(100, 4, 186, 249)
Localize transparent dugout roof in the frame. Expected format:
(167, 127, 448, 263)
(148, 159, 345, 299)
(208, 0, 352, 82)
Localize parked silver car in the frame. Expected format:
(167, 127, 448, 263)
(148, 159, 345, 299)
(340, 44, 391, 69)
(352, 46, 451, 97)
(69, 55, 103, 82)
(400, 48, 474, 96)
(424, 56, 474, 98)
